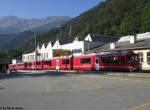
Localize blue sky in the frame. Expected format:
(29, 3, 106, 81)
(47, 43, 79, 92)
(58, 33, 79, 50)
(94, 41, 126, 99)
(0, 0, 102, 18)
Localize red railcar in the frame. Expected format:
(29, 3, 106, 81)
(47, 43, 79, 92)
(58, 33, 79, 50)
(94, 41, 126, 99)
(9, 63, 26, 72)
(8, 50, 140, 72)
(9, 64, 17, 72)
(43, 60, 52, 70)
(72, 50, 140, 71)
(99, 50, 140, 71)
(73, 55, 97, 70)
(35, 61, 43, 70)
(16, 63, 26, 70)
(44, 57, 72, 70)
(26, 62, 33, 70)
(58, 57, 72, 70)
(26, 61, 43, 70)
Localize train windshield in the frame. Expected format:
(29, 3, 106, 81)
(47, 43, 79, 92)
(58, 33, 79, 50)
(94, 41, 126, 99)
(128, 54, 138, 63)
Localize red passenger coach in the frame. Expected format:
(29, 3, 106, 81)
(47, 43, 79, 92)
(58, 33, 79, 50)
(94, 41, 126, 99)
(73, 54, 98, 70)
(26, 62, 33, 70)
(47, 57, 73, 70)
(43, 60, 52, 70)
(99, 50, 140, 71)
(58, 57, 72, 70)
(8, 50, 140, 72)
(26, 61, 43, 70)
(35, 60, 43, 70)
(9, 64, 17, 72)
(9, 62, 26, 72)
(16, 63, 26, 70)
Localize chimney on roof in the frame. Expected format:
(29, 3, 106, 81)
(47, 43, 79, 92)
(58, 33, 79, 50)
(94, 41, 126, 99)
(129, 35, 136, 44)
(110, 43, 115, 50)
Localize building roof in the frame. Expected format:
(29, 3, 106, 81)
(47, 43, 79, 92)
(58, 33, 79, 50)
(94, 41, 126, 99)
(59, 37, 74, 45)
(91, 38, 150, 52)
(86, 34, 119, 43)
(84, 41, 104, 52)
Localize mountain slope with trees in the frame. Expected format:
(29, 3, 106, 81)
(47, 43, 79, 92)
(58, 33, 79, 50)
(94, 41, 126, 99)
(19, 0, 150, 53)
(2, 0, 150, 62)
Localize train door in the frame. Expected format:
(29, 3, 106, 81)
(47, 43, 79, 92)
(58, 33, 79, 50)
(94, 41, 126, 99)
(95, 57, 100, 70)
(71, 56, 74, 70)
(56, 59, 59, 71)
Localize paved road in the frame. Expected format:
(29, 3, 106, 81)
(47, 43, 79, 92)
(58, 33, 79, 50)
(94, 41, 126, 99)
(0, 72, 150, 110)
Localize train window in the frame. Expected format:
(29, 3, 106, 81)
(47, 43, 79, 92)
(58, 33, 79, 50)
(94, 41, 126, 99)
(120, 57, 126, 63)
(137, 52, 143, 62)
(112, 56, 119, 63)
(62, 59, 70, 64)
(147, 52, 150, 64)
(44, 61, 52, 66)
(28, 63, 31, 66)
(127, 56, 134, 63)
(101, 58, 104, 63)
(36, 62, 41, 65)
(103, 57, 110, 64)
(80, 58, 91, 64)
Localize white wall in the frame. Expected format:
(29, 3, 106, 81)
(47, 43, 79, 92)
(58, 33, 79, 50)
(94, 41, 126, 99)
(53, 40, 61, 49)
(84, 34, 92, 41)
(61, 40, 84, 53)
(22, 52, 36, 62)
(134, 49, 150, 70)
(22, 37, 85, 62)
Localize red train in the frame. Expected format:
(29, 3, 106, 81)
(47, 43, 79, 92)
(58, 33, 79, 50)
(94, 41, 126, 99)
(8, 50, 140, 72)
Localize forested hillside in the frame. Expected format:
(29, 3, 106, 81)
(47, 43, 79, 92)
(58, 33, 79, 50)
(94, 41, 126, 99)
(2, 0, 150, 62)
(19, 0, 150, 52)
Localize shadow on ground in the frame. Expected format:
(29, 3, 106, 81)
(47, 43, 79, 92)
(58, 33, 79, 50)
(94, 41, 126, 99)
(0, 70, 146, 80)
(0, 71, 71, 80)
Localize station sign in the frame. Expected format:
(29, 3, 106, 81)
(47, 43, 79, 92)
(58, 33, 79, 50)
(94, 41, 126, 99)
(53, 49, 71, 57)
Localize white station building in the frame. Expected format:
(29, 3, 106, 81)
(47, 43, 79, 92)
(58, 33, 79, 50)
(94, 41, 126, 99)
(22, 34, 118, 62)
(22, 37, 84, 62)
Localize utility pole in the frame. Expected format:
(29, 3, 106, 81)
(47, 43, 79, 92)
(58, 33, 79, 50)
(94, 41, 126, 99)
(57, 25, 61, 39)
(34, 32, 37, 72)
(56, 25, 61, 71)
(87, 37, 90, 53)
(69, 24, 72, 38)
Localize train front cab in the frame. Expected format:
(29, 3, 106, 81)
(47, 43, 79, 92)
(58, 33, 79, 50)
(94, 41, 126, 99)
(99, 51, 140, 72)
(9, 64, 17, 72)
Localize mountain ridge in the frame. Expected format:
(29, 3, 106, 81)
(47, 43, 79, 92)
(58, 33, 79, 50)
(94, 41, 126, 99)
(0, 16, 71, 34)
(0, 16, 71, 52)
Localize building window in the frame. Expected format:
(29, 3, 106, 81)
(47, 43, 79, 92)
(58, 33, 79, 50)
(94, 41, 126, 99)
(22, 56, 25, 60)
(46, 53, 48, 58)
(137, 52, 143, 62)
(147, 52, 150, 64)
(62, 59, 70, 64)
(80, 58, 91, 64)
(72, 49, 82, 53)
